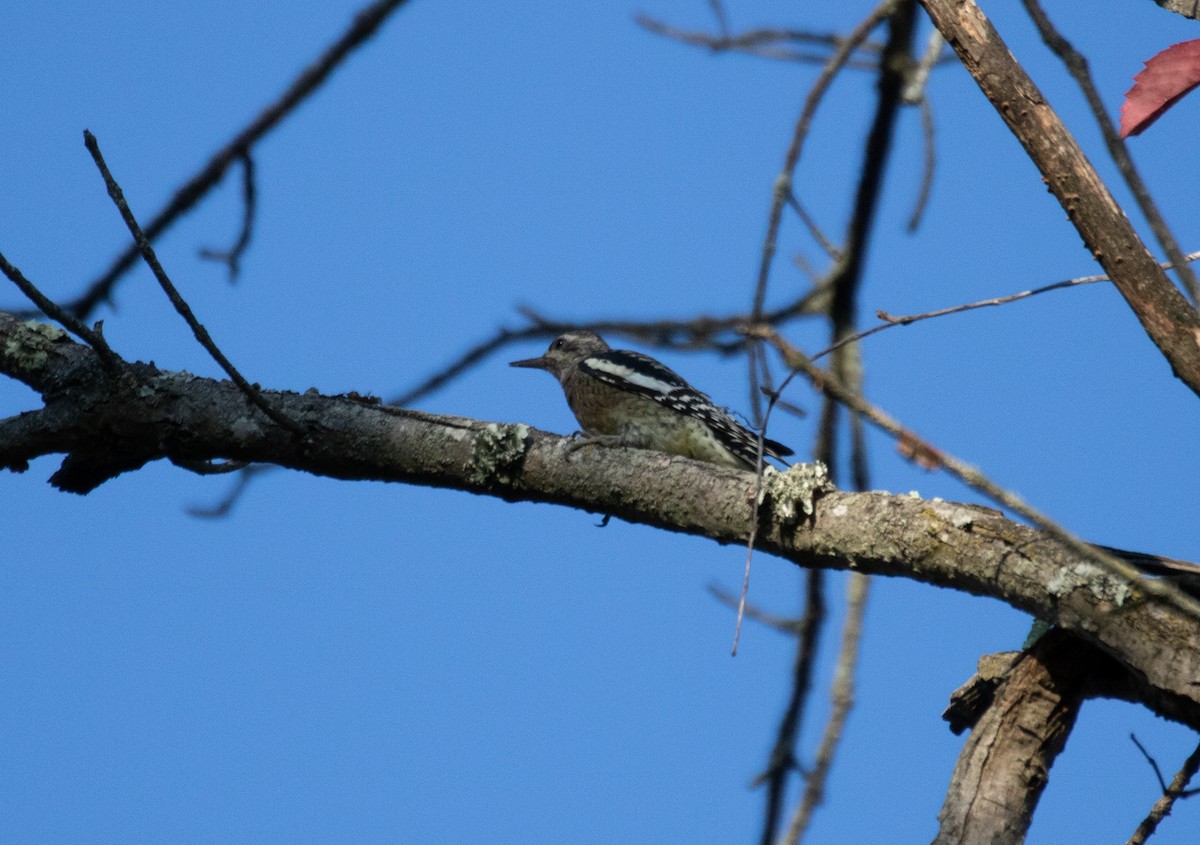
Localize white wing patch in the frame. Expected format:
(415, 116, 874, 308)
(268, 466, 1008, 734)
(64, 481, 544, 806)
(582, 356, 682, 396)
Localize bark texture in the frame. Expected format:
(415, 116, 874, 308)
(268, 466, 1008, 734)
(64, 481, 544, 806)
(935, 630, 1103, 844)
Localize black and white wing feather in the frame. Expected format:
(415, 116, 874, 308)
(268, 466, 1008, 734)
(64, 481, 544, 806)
(579, 350, 793, 465)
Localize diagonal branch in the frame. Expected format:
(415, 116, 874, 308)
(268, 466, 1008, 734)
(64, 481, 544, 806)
(1128, 737, 1200, 844)
(751, 0, 898, 321)
(0, 251, 126, 377)
(84, 131, 305, 437)
(1020, 0, 1200, 305)
(918, 0, 1200, 396)
(60, 0, 411, 319)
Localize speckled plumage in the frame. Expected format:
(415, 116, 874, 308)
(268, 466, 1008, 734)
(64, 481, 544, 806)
(510, 330, 792, 469)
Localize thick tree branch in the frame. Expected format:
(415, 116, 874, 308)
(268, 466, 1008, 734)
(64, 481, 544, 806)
(919, 0, 1200, 396)
(3, 309, 1200, 732)
(934, 629, 1094, 845)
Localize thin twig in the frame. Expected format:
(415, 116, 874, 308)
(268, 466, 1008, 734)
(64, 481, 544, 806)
(187, 464, 275, 518)
(903, 30, 943, 231)
(170, 457, 251, 475)
(735, 0, 901, 655)
(61, 0, 410, 319)
(708, 585, 802, 635)
(706, 0, 730, 40)
(782, 571, 871, 844)
(824, 0, 916, 330)
(810, 250, 1200, 363)
(635, 15, 886, 69)
(751, 0, 898, 322)
(394, 324, 547, 407)
(906, 96, 937, 233)
(785, 194, 842, 262)
(730, 421, 771, 657)
(198, 151, 257, 281)
(0, 251, 126, 376)
(1130, 733, 1171, 792)
(756, 569, 825, 845)
(84, 130, 305, 437)
(1020, 0, 1200, 306)
(1127, 736, 1200, 845)
(778, 12, 913, 840)
(901, 28, 944, 104)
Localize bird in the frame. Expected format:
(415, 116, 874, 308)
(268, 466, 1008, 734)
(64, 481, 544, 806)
(510, 329, 792, 470)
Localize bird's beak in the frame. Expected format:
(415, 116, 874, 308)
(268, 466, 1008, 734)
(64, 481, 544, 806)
(509, 355, 550, 370)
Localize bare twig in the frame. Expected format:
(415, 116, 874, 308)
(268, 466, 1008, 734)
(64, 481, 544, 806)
(756, 569, 825, 845)
(1130, 733, 1172, 793)
(782, 571, 871, 844)
(810, 251, 1200, 363)
(84, 130, 305, 437)
(823, 0, 915, 330)
(735, 0, 905, 657)
(1127, 737, 1200, 844)
(730, 419, 772, 657)
(61, 0, 410, 319)
(779, 12, 914, 840)
(187, 464, 276, 518)
(706, 0, 730, 40)
(903, 30, 944, 233)
(784, 194, 842, 262)
(0, 251, 126, 376)
(751, 0, 898, 322)
(1020, 0, 1200, 306)
(635, 15, 886, 69)
(396, 326, 546, 407)
(906, 96, 937, 233)
(901, 28, 944, 104)
(198, 151, 257, 281)
(170, 457, 251, 475)
(708, 585, 802, 635)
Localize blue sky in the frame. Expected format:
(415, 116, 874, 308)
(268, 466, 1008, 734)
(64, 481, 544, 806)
(3, 1, 1200, 842)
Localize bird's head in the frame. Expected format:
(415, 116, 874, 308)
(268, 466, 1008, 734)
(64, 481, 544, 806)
(509, 330, 611, 382)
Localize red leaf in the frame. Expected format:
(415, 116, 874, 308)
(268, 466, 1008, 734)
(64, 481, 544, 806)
(1120, 40, 1200, 138)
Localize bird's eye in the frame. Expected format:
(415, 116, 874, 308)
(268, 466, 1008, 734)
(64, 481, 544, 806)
(552, 338, 565, 350)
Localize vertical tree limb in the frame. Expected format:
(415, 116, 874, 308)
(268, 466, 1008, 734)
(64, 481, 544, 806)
(933, 629, 1094, 845)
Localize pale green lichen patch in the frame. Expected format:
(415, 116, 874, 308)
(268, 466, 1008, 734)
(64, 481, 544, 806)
(1047, 562, 1133, 607)
(24, 320, 66, 342)
(470, 423, 530, 485)
(3, 320, 67, 371)
(764, 461, 834, 525)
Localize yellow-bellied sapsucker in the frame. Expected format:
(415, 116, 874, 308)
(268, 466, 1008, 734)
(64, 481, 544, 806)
(510, 330, 792, 469)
